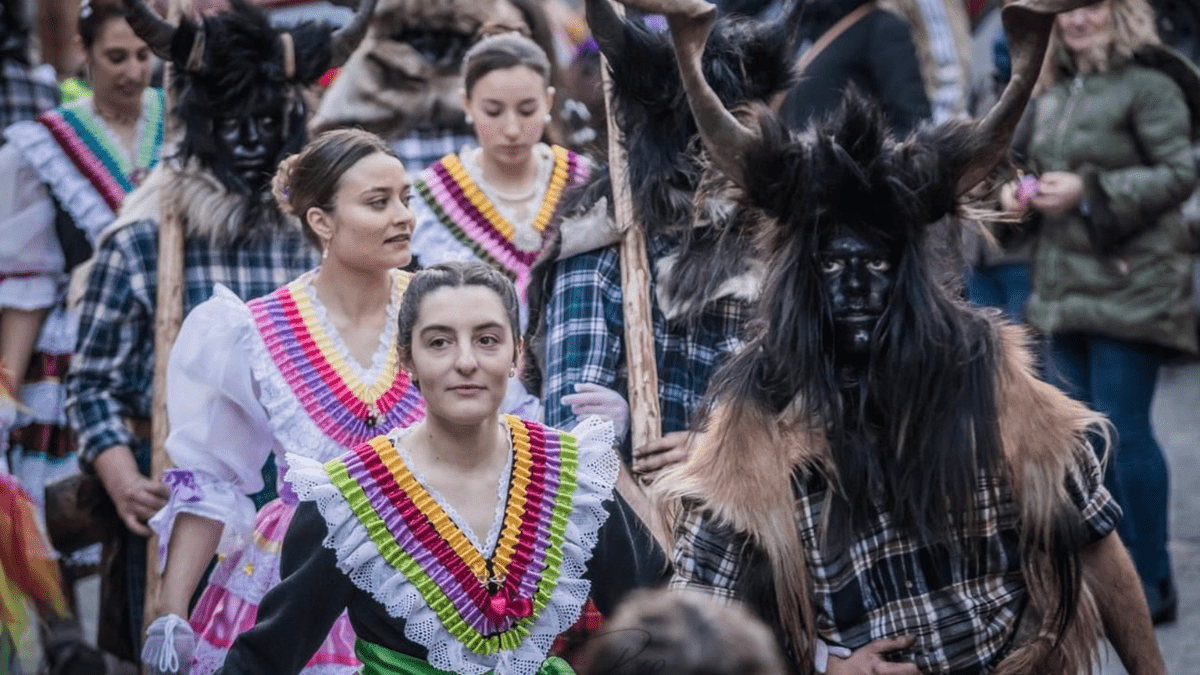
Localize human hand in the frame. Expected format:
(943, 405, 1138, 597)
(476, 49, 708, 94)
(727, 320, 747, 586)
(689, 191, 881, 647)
(632, 431, 692, 484)
(142, 614, 195, 675)
(93, 445, 169, 536)
(1029, 171, 1084, 215)
(999, 175, 1038, 216)
(562, 383, 630, 441)
(826, 636, 920, 675)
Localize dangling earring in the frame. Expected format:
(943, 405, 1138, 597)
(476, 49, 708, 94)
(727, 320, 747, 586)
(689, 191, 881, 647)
(465, 114, 474, 125)
(509, 365, 517, 378)
(322, 245, 329, 260)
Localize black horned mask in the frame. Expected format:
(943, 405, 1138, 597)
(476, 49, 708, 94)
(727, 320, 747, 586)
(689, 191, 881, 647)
(123, 0, 374, 194)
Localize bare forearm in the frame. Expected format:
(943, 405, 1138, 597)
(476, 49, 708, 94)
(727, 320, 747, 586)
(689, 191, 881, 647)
(93, 444, 141, 495)
(1082, 532, 1167, 675)
(156, 513, 224, 617)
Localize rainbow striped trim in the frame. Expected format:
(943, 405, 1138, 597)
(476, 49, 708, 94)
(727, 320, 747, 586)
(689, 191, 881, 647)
(248, 272, 424, 446)
(36, 89, 164, 212)
(414, 146, 590, 298)
(325, 416, 579, 655)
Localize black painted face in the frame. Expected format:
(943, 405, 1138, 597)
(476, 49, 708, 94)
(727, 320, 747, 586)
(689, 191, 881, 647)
(819, 229, 896, 362)
(213, 99, 285, 194)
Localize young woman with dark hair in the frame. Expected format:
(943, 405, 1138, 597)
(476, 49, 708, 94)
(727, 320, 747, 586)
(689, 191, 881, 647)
(409, 32, 593, 329)
(211, 261, 664, 675)
(144, 129, 425, 675)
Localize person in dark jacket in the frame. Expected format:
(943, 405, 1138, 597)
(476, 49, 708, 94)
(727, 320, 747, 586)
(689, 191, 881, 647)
(1002, 0, 1197, 626)
(778, 0, 932, 136)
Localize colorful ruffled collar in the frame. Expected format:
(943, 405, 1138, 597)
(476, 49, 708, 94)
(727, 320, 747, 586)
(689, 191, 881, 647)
(414, 146, 591, 299)
(324, 415, 579, 654)
(248, 270, 425, 446)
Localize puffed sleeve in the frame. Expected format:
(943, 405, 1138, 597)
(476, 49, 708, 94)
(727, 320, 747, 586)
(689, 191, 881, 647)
(0, 142, 63, 311)
(147, 286, 276, 570)
(1083, 67, 1197, 251)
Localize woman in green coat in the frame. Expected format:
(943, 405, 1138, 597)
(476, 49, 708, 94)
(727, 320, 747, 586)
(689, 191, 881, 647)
(1001, 0, 1197, 626)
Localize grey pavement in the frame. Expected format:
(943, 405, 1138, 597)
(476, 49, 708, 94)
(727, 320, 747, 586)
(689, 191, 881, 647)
(1099, 360, 1200, 675)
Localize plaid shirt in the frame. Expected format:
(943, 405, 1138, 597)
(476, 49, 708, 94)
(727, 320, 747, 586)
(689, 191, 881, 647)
(671, 446, 1122, 675)
(0, 59, 58, 137)
(543, 236, 752, 458)
(66, 218, 320, 467)
(390, 129, 476, 175)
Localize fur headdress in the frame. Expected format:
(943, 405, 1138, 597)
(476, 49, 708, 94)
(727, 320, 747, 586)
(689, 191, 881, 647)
(310, 0, 557, 139)
(119, 0, 372, 239)
(619, 0, 1113, 669)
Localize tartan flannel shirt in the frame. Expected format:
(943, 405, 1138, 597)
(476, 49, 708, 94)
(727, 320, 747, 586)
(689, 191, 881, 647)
(390, 129, 476, 175)
(543, 236, 752, 459)
(0, 59, 58, 137)
(671, 445, 1122, 675)
(66, 218, 320, 468)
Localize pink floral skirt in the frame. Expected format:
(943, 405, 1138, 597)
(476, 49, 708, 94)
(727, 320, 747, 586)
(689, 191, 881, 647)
(189, 498, 360, 675)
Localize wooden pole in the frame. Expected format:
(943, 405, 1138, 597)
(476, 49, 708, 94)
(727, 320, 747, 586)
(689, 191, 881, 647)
(143, 0, 187, 659)
(598, 0, 668, 548)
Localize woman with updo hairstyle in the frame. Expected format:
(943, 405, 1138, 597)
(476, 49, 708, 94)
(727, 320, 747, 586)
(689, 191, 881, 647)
(0, 0, 163, 531)
(144, 128, 426, 675)
(408, 30, 594, 345)
(208, 261, 664, 675)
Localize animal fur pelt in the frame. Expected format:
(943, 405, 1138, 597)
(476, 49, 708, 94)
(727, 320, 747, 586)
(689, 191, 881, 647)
(310, 0, 555, 138)
(656, 320, 1108, 675)
(522, 0, 798, 380)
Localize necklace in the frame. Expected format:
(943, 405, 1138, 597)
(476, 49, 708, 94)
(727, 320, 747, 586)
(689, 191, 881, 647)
(485, 177, 539, 203)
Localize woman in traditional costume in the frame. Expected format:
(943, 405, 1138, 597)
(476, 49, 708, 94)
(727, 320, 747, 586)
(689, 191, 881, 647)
(409, 32, 592, 328)
(0, 0, 163, 493)
(212, 261, 664, 675)
(142, 130, 425, 675)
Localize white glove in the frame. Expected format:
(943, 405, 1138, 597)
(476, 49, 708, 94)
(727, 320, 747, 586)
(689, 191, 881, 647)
(561, 383, 630, 441)
(142, 614, 195, 675)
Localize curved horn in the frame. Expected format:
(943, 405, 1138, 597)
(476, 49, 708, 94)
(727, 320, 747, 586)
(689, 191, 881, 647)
(122, 0, 175, 59)
(586, 0, 627, 58)
(329, 0, 377, 69)
(615, 0, 756, 188)
(956, 0, 1104, 194)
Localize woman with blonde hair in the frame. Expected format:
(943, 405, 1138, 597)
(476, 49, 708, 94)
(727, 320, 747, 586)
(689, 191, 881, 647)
(1002, 0, 1198, 625)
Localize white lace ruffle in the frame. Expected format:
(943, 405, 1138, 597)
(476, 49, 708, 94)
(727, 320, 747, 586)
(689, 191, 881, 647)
(0, 275, 59, 311)
(148, 468, 257, 573)
(286, 416, 619, 675)
(3, 119, 115, 242)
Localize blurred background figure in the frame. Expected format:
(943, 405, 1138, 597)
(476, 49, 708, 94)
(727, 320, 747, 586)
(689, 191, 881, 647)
(1002, 0, 1198, 626)
(577, 590, 787, 675)
(310, 0, 562, 173)
(0, 0, 59, 132)
(776, 0, 932, 136)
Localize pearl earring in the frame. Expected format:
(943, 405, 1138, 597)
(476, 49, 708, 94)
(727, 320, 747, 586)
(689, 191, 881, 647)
(509, 366, 517, 378)
(543, 114, 552, 124)
(465, 114, 474, 125)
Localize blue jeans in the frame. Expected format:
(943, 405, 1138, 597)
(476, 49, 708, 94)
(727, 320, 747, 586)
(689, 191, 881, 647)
(966, 263, 1031, 324)
(1046, 333, 1171, 587)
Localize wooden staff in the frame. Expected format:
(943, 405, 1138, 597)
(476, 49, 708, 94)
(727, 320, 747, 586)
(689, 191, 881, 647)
(598, 0, 668, 548)
(143, 0, 187, 656)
